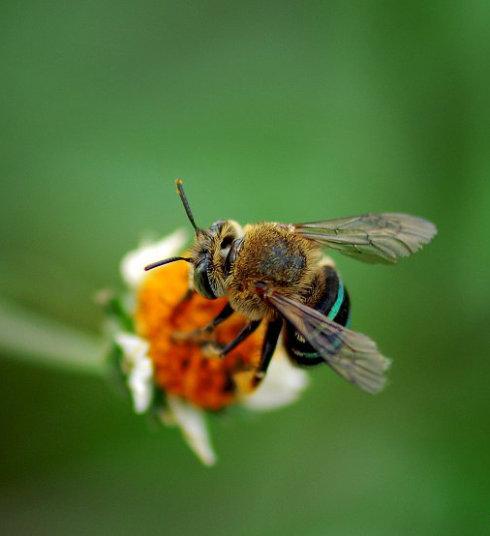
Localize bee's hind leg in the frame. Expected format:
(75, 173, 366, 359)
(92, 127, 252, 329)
(251, 318, 283, 387)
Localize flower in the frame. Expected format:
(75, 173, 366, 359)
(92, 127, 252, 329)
(106, 231, 309, 466)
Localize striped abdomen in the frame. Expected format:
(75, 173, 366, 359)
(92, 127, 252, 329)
(284, 266, 351, 366)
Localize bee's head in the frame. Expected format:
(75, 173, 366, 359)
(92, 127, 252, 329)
(144, 180, 243, 300)
(192, 219, 243, 299)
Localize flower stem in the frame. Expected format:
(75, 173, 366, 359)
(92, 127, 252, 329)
(0, 298, 104, 376)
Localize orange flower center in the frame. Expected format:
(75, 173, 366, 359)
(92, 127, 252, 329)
(135, 260, 265, 410)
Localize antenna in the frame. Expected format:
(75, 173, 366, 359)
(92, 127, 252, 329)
(176, 178, 201, 234)
(144, 256, 192, 272)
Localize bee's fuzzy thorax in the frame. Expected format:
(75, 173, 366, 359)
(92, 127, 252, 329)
(226, 222, 321, 319)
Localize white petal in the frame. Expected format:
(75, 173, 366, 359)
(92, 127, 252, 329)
(115, 332, 149, 359)
(115, 332, 154, 414)
(242, 352, 309, 411)
(120, 228, 188, 288)
(166, 395, 217, 466)
(129, 377, 152, 413)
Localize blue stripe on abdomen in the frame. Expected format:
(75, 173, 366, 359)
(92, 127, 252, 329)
(327, 279, 344, 320)
(284, 270, 351, 366)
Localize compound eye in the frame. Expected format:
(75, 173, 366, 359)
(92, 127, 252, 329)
(193, 260, 217, 300)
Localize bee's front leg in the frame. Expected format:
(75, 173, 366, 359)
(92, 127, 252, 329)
(178, 288, 195, 304)
(200, 302, 234, 334)
(172, 302, 234, 344)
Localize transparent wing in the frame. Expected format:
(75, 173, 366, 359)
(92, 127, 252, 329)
(267, 292, 391, 394)
(294, 213, 437, 264)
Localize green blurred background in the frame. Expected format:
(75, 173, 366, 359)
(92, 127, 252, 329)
(1, 1, 489, 534)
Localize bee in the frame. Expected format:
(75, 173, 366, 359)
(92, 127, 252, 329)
(145, 179, 436, 394)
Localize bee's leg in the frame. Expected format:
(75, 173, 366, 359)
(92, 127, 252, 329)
(173, 303, 235, 344)
(172, 288, 196, 320)
(178, 288, 195, 303)
(217, 320, 261, 357)
(201, 302, 234, 334)
(251, 318, 283, 387)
